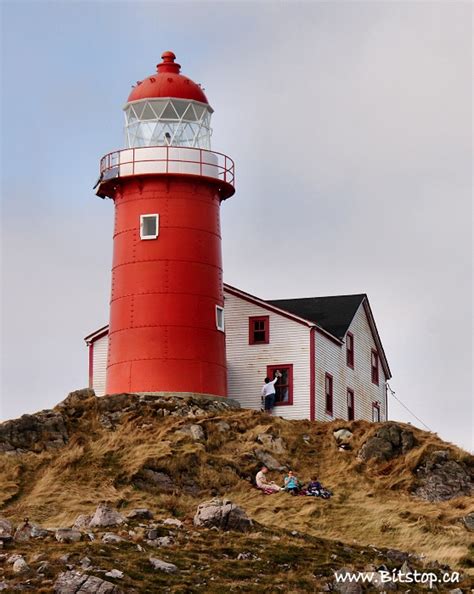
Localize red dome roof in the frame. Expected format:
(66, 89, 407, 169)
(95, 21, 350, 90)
(127, 51, 210, 105)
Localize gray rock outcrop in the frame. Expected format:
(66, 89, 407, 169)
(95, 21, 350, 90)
(254, 448, 286, 471)
(256, 433, 286, 454)
(413, 450, 474, 502)
(193, 498, 253, 532)
(359, 424, 416, 462)
(463, 512, 474, 531)
(0, 411, 68, 454)
(54, 570, 123, 593)
(0, 519, 12, 543)
(0, 389, 240, 455)
(149, 557, 178, 573)
(126, 508, 153, 520)
(176, 424, 205, 441)
(12, 557, 29, 574)
(89, 503, 125, 528)
(55, 528, 82, 543)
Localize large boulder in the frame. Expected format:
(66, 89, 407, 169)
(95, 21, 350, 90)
(88, 503, 125, 528)
(54, 570, 123, 593)
(193, 498, 253, 532)
(413, 450, 474, 502)
(359, 424, 416, 462)
(254, 449, 286, 471)
(256, 434, 286, 455)
(333, 428, 353, 448)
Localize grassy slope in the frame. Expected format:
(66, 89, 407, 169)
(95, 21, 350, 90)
(0, 402, 472, 573)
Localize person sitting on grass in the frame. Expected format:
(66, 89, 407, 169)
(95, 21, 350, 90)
(255, 466, 282, 494)
(305, 476, 333, 499)
(284, 470, 303, 496)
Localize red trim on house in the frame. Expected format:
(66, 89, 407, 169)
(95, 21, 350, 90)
(267, 364, 293, 406)
(249, 316, 270, 345)
(362, 300, 392, 379)
(225, 284, 313, 328)
(346, 332, 354, 368)
(347, 388, 355, 421)
(224, 284, 342, 344)
(310, 327, 316, 421)
(316, 327, 342, 346)
(325, 372, 333, 416)
(384, 383, 388, 421)
(88, 342, 94, 389)
(84, 325, 109, 344)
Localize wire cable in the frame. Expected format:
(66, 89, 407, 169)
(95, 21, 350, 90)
(386, 383, 433, 432)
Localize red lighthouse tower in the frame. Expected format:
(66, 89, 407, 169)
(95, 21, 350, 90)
(96, 51, 235, 397)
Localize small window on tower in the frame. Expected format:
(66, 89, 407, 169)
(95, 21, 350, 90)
(140, 214, 159, 240)
(216, 306, 225, 332)
(249, 316, 269, 345)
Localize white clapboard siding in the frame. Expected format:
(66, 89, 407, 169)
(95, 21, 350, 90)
(315, 302, 387, 422)
(224, 291, 311, 420)
(92, 334, 109, 397)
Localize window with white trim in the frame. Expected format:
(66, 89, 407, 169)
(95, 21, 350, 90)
(140, 214, 159, 239)
(372, 402, 381, 422)
(216, 306, 225, 332)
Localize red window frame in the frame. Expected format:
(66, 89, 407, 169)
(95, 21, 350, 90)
(325, 373, 333, 415)
(372, 402, 381, 422)
(249, 316, 269, 345)
(346, 332, 354, 368)
(371, 349, 379, 385)
(347, 388, 355, 421)
(267, 364, 293, 406)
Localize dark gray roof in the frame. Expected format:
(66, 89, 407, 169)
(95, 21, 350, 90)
(267, 294, 366, 340)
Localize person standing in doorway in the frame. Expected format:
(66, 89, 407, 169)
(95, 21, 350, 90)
(261, 370, 282, 413)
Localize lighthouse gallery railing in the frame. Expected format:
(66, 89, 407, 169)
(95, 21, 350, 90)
(100, 146, 235, 188)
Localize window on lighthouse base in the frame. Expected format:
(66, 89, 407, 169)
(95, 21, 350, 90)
(216, 306, 225, 332)
(140, 214, 159, 239)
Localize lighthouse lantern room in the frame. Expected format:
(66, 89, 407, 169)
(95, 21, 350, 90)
(96, 51, 235, 397)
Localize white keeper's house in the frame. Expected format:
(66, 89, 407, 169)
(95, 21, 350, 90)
(85, 283, 391, 423)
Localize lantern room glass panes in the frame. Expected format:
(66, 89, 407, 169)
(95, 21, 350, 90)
(124, 98, 212, 149)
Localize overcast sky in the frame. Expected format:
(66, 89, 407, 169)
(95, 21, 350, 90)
(1, 1, 472, 451)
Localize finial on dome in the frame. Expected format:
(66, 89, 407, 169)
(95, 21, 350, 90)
(157, 51, 181, 74)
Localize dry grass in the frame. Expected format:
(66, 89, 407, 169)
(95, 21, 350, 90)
(1, 402, 472, 572)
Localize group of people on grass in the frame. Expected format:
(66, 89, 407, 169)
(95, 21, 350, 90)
(255, 466, 333, 498)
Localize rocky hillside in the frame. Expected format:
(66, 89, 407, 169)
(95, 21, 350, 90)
(0, 389, 473, 593)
